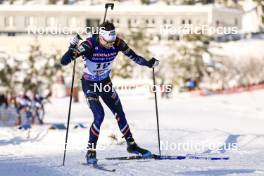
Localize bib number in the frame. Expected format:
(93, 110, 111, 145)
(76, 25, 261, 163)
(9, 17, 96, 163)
(96, 62, 111, 70)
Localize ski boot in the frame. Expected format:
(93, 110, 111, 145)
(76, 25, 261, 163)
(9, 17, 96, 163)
(126, 137, 152, 158)
(85, 149, 97, 164)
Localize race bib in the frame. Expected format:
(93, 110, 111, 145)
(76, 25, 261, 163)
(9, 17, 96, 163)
(83, 59, 114, 76)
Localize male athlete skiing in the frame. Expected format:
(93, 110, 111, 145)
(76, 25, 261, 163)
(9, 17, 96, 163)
(61, 21, 159, 164)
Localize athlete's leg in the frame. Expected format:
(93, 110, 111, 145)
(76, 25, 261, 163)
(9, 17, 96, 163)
(100, 84, 132, 140)
(81, 79, 105, 149)
(100, 82, 152, 157)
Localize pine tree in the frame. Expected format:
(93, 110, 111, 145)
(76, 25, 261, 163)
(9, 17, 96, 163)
(168, 34, 211, 89)
(0, 39, 61, 94)
(0, 55, 18, 94)
(253, 0, 264, 27)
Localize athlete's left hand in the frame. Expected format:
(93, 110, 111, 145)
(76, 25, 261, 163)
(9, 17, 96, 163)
(148, 58, 160, 68)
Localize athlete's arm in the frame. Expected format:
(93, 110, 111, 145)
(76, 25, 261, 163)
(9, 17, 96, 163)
(115, 37, 152, 67)
(61, 38, 93, 65)
(60, 47, 79, 65)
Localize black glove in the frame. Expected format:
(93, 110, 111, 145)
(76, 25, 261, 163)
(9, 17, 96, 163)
(69, 34, 82, 48)
(148, 58, 160, 68)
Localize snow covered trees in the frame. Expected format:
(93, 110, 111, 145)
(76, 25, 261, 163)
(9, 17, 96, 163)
(0, 39, 61, 95)
(112, 30, 151, 79)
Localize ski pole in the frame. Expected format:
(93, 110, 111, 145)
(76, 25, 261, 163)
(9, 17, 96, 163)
(103, 3, 114, 22)
(62, 34, 82, 166)
(62, 59, 76, 166)
(152, 66, 161, 156)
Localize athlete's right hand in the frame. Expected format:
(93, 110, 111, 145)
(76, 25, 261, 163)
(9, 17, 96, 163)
(69, 35, 80, 48)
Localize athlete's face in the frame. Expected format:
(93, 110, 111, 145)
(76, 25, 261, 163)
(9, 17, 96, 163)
(99, 36, 115, 49)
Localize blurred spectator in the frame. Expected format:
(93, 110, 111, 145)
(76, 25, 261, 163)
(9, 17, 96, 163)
(32, 93, 45, 125)
(0, 91, 48, 127)
(0, 94, 17, 126)
(17, 92, 33, 128)
(186, 79, 197, 91)
(0, 94, 8, 107)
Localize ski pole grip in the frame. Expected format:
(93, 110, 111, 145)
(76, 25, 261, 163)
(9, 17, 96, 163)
(105, 3, 114, 10)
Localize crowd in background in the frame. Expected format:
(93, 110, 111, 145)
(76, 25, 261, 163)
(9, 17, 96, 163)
(0, 91, 47, 128)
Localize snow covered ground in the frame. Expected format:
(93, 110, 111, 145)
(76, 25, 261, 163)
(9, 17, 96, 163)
(1, 90, 264, 176)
